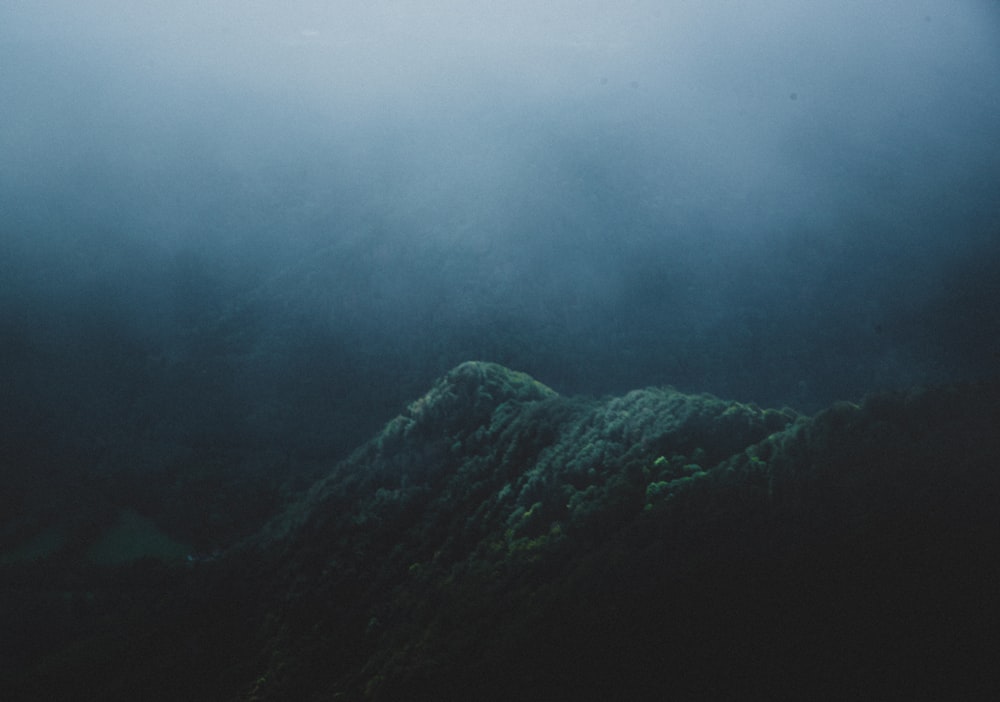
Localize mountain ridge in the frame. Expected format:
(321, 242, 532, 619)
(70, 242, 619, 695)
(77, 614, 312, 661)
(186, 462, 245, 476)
(5, 361, 1000, 700)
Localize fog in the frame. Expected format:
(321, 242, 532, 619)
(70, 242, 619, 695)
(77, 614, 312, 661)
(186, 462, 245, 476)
(2, 1, 999, 473)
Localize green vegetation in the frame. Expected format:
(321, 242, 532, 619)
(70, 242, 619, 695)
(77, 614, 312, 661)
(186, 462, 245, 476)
(4, 363, 999, 701)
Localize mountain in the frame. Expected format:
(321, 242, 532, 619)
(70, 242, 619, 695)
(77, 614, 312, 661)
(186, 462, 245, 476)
(4, 361, 1000, 700)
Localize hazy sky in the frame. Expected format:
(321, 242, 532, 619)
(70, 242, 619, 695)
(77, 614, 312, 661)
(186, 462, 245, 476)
(2, 1, 999, 417)
(5, 1, 997, 243)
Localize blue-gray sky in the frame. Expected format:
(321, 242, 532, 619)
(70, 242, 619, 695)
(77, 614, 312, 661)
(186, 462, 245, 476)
(2, 1, 999, 461)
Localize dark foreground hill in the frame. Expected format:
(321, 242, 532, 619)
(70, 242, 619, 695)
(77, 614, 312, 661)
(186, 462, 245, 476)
(4, 361, 1000, 700)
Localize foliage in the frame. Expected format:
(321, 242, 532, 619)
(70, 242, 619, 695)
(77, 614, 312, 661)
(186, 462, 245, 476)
(5, 364, 999, 701)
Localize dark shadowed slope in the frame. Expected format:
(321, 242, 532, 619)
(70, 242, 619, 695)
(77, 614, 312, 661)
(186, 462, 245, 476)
(5, 362, 1000, 700)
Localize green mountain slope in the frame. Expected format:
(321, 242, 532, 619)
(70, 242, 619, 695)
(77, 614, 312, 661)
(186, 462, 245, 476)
(6, 362, 1000, 700)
